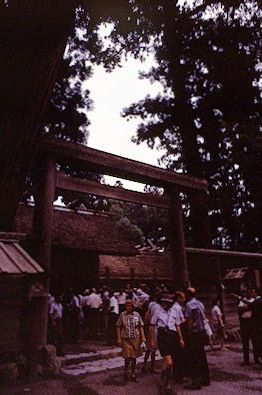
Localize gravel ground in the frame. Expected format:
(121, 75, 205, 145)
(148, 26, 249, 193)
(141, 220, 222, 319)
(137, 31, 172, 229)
(1, 346, 261, 395)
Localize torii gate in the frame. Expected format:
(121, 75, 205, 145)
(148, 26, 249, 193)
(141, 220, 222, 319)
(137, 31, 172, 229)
(31, 135, 211, 343)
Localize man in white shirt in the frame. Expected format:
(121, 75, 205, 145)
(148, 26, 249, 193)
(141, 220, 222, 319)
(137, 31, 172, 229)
(116, 288, 127, 313)
(172, 291, 186, 382)
(88, 289, 102, 340)
(238, 288, 255, 365)
(142, 298, 161, 373)
(49, 295, 63, 356)
(132, 288, 140, 309)
(211, 299, 226, 351)
(88, 288, 102, 309)
(107, 292, 119, 345)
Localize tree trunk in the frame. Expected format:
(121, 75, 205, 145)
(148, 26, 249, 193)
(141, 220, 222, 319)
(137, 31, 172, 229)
(162, 6, 211, 247)
(167, 187, 190, 290)
(0, 1, 76, 231)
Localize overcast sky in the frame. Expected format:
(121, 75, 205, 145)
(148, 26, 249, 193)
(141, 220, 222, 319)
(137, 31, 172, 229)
(84, 55, 165, 192)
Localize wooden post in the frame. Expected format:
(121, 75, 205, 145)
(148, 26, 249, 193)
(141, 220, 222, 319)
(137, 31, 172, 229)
(167, 187, 190, 290)
(33, 156, 56, 344)
(189, 190, 212, 248)
(215, 257, 226, 324)
(27, 156, 56, 380)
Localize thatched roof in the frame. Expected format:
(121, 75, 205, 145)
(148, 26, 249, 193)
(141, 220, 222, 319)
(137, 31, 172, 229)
(99, 253, 173, 281)
(100, 247, 262, 283)
(14, 204, 137, 256)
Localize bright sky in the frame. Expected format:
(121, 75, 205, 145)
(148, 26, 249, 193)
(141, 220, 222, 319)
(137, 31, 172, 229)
(84, 55, 165, 192)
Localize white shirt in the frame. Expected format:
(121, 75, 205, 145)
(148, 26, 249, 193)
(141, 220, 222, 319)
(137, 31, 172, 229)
(171, 302, 185, 326)
(50, 302, 63, 320)
(148, 302, 161, 324)
(70, 296, 80, 310)
(151, 306, 178, 332)
(117, 292, 127, 305)
(138, 291, 150, 305)
(132, 293, 140, 308)
(110, 296, 119, 314)
(239, 298, 254, 319)
(211, 305, 222, 324)
(88, 292, 102, 309)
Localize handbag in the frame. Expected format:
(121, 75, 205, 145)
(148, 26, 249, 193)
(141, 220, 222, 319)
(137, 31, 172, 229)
(197, 301, 213, 337)
(203, 319, 213, 337)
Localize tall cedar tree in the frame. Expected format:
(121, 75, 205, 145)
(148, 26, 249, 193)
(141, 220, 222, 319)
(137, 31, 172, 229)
(114, 1, 261, 250)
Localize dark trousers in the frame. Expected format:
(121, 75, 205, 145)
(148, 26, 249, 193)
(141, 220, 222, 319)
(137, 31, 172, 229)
(188, 332, 210, 386)
(89, 308, 99, 339)
(68, 310, 79, 343)
(83, 305, 89, 336)
(107, 313, 118, 344)
(172, 325, 188, 380)
(240, 318, 255, 363)
(119, 304, 125, 314)
(173, 338, 187, 380)
(53, 318, 63, 356)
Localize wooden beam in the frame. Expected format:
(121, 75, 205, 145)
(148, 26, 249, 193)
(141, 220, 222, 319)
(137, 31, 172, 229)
(40, 136, 208, 192)
(56, 173, 171, 209)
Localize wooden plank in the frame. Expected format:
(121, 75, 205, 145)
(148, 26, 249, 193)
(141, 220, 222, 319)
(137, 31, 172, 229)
(56, 173, 171, 209)
(40, 136, 208, 192)
(14, 243, 44, 273)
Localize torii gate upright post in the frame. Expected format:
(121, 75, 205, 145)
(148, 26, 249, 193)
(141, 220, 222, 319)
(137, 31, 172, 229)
(27, 156, 56, 381)
(33, 156, 56, 344)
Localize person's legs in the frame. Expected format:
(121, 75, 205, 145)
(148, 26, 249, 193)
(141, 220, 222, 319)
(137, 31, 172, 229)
(55, 318, 63, 356)
(219, 328, 226, 350)
(94, 309, 99, 339)
(184, 333, 202, 390)
(83, 306, 89, 338)
(150, 351, 156, 373)
(252, 329, 260, 363)
(241, 319, 250, 364)
(198, 333, 210, 386)
(107, 313, 113, 344)
(157, 330, 173, 391)
(131, 358, 137, 380)
(161, 356, 173, 391)
(88, 309, 94, 339)
(142, 350, 150, 372)
(112, 313, 118, 344)
(172, 332, 184, 381)
(124, 358, 131, 382)
(107, 313, 118, 345)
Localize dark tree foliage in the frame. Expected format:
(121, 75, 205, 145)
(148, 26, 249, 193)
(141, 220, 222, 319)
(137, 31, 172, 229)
(113, 1, 262, 250)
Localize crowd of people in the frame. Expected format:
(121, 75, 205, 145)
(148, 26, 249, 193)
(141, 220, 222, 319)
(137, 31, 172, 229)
(48, 284, 165, 353)
(47, 283, 262, 393)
